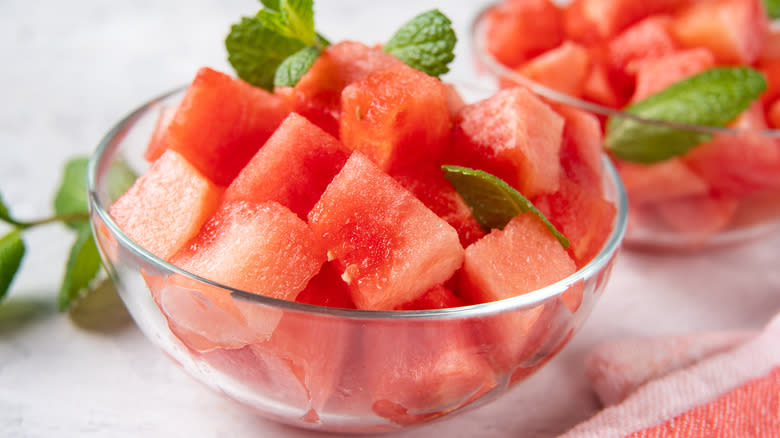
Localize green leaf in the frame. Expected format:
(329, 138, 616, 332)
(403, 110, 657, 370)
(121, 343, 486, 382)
(605, 67, 767, 163)
(274, 46, 321, 88)
(258, 0, 315, 46)
(0, 230, 25, 301)
(384, 9, 457, 78)
(54, 157, 90, 229)
(58, 224, 102, 311)
(260, 0, 280, 10)
(764, 0, 780, 19)
(441, 165, 569, 249)
(226, 16, 307, 91)
(0, 192, 23, 227)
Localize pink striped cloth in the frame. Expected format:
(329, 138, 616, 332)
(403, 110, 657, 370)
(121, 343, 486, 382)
(559, 311, 780, 437)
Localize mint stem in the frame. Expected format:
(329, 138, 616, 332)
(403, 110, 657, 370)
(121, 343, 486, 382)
(8, 212, 91, 230)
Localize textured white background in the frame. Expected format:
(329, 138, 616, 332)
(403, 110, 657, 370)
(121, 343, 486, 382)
(2, 1, 780, 437)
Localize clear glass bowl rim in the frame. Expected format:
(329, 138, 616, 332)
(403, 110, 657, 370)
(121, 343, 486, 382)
(471, 3, 780, 138)
(87, 84, 628, 321)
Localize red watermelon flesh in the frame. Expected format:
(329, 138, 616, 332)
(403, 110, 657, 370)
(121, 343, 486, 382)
(484, 0, 565, 68)
(552, 102, 604, 190)
(617, 158, 710, 206)
(655, 194, 738, 237)
(143, 104, 177, 162)
(392, 165, 486, 248)
(582, 61, 629, 109)
(564, 0, 684, 43)
(759, 59, 780, 105)
(759, 27, 780, 64)
(768, 99, 780, 129)
(366, 320, 496, 425)
(670, 0, 768, 65)
(307, 152, 464, 310)
(452, 87, 564, 198)
(444, 82, 466, 119)
(295, 261, 356, 309)
(533, 177, 616, 268)
(109, 149, 223, 261)
(222, 113, 349, 220)
(684, 102, 780, 197)
(339, 63, 450, 173)
(290, 41, 404, 136)
(396, 284, 465, 311)
(608, 15, 677, 74)
(161, 201, 325, 350)
(515, 41, 591, 97)
(629, 48, 715, 103)
(155, 67, 291, 186)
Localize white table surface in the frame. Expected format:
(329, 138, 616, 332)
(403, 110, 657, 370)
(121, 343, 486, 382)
(2, 1, 780, 437)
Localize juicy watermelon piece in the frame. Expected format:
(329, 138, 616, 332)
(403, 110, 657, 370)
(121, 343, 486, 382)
(564, 0, 683, 43)
(768, 99, 780, 129)
(759, 26, 780, 64)
(617, 158, 710, 205)
(396, 284, 466, 310)
(289, 41, 404, 136)
(684, 102, 780, 197)
(109, 149, 223, 261)
(391, 165, 486, 247)
(582, 61, 629, 109)
(516, 41, 591, 97)
(161, 201, 325, 350)
(629, 48, 715, 103)
(655, 194, 738, 237)
(222, 113, 349, 219)
(444, 82, 466, 119)
(143, 104, 177, 162)
(295, 261, 356, 309)
(670, 0, 769, 65)
(339, 63, 450, 172)
(484, 0, 565, 68)
(307, 152, 464, 310)
(759, 59, 780, 105)
(366, 321, 496, 425)
(534, 178, 616, 267)
(552, 103, 604, 190)
(608, 15, 677, 73)
(452, 87, 564, 198)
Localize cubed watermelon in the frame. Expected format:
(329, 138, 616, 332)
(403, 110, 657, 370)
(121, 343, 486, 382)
(617, 158, 710, 205)
(768, 99, 780, 129)
(308, 152, 464, 310)
(759, 59, 780, 105)
(608, 15, 677, 73)
(515, 41, 591, 97)
(339, 63, 450, 172)
(222, 113, 349, 219)
(552, 102, 604, 190)
(484, 0, 565, 68)
(629, 48, 715, 102)
(153, 67, 291, 186)
(452, 87, 564, 198)
(670, 0, 768, 65)
(295, 261, 356, 309)
(564, 0, 683, 43)
(655, 194, 738, 237)
(288, 41, 404, 136)
(396, 284, 466, 310)
(109, 149, 223, 261)
(143, 104, 177, 162)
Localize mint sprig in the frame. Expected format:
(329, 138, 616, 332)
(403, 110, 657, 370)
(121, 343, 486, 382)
(442, 165, 569, 249)
(764, 0, 780, 19)
(384, 9, 457, 78)
(258, 0, 316, 46)
(0, 157, 136, 310)
(274, 45, 322, 88)
(605, 67, 767, 164)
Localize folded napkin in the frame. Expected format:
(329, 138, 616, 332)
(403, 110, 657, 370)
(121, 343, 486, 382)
(560, 312, 780, 438)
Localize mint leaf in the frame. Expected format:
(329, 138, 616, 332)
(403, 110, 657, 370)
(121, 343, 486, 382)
(274, 46, 321, 88)
(0, 230, 25, 301)
(442, 165, 569, 248)
(384, 9, 456, 78)
(605, 67, 767, 163)
(58, 224, 102, 311)
(226, 16, 306, 91)
(764, 0, 780, 19)
(258, 0, 316, 46)
(0, 192, 24, 227)
(261, 0, 280, 9)
(54, 157, 90, 229)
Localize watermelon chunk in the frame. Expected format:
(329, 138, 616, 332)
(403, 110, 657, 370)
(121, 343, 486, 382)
(553, 103, 604, 190)
(670, 0, 768, 65)
(143, 104, 177, 162)
(161, 201, 325, 350)
(759, 59, 780, 105)
(222, 113, 349, 219)
(339, 63, 450, 172)
(515, 41, 591, 97)
(109, 149, 223, 261)
(295, 261, 356, 309)
(768, 99, 780, 129)
(288, 41, 404, 136)
(617, 158, 710, 205)
(484, 0, 565, 68)
(152, 67, 291, 186)
(629, 48, 715, 103)
(452, 87, 564, 198)
(308, 152, 464, 310)
(533, 178, 616, 267)
(396, 284, 466, 310)
(655, 194, 738, 237)
(564, 0, 683, 43)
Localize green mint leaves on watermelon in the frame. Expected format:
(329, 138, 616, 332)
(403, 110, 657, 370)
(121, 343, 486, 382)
(605, 67, 767, 164)
(384, 10, 457, 78)
(258, 0, 316, 46)
(764, 0, 780, 19)
(442, 165, 569, 249)
(274, 45, 322, 88)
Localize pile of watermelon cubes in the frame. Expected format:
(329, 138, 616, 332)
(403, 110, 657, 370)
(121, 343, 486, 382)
(109, 41, 616, 424)
(484, 0, 780, 238)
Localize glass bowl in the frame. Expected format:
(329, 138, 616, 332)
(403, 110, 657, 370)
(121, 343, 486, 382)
(471, 1, 780, 250)
(86, 84, 627, 433)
